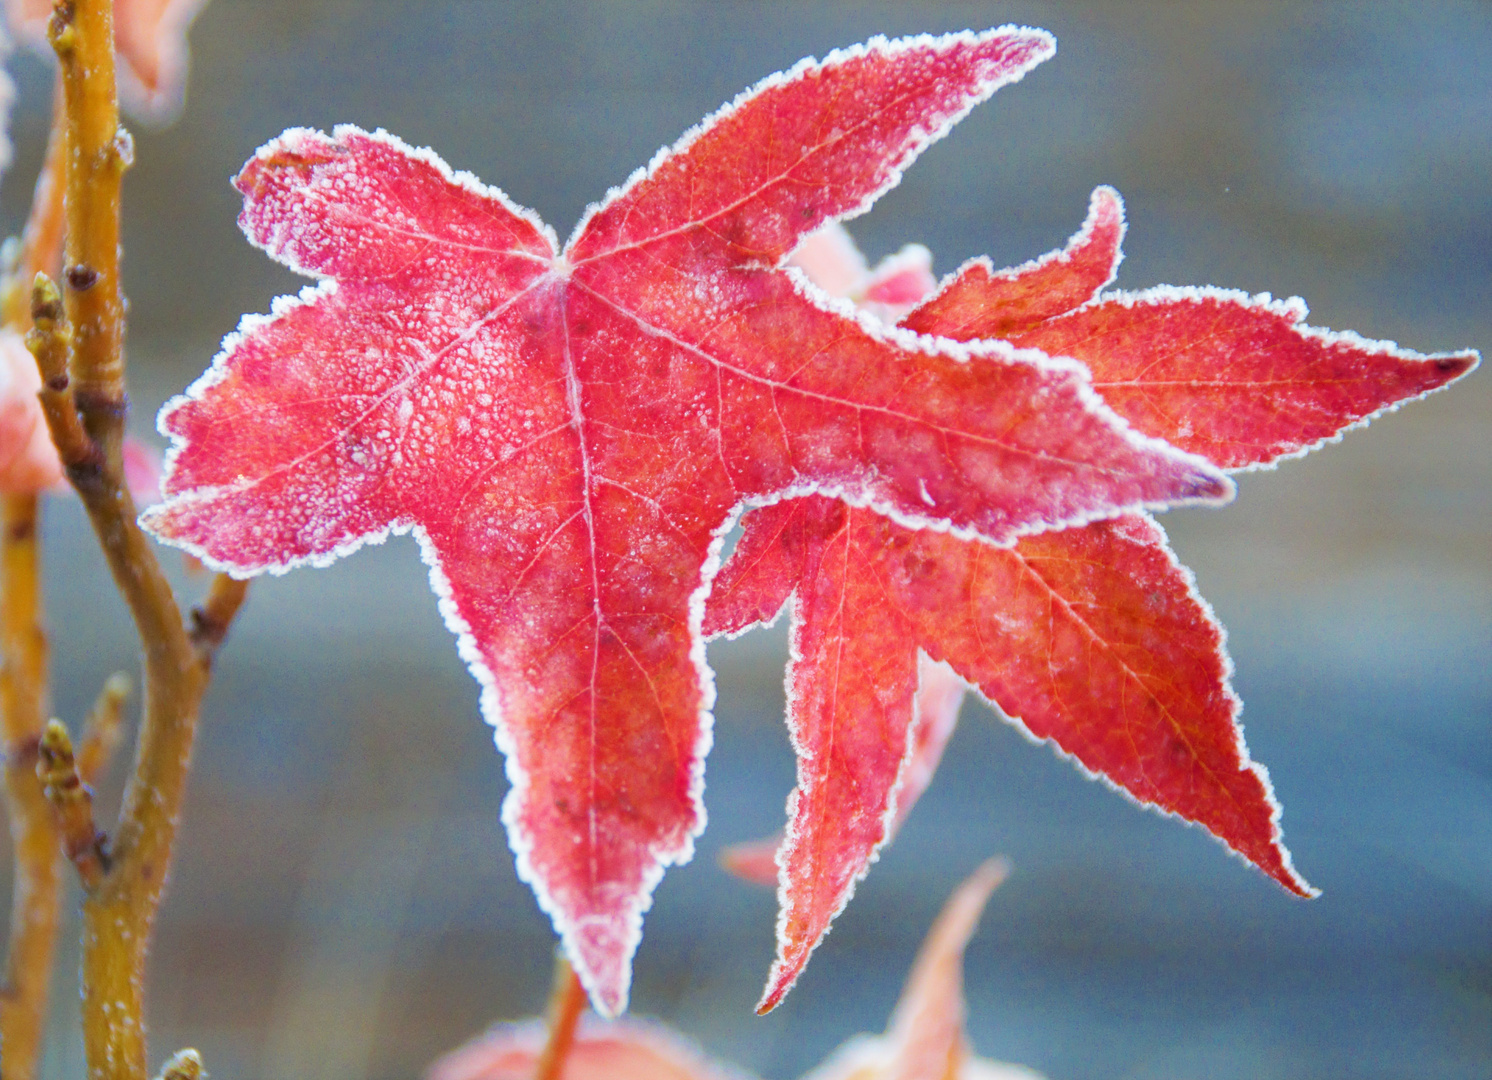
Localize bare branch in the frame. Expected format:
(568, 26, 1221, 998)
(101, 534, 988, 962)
(0, 492, 60, 1080)
(44, 3, 252, 1076)
(531, 952, 588, 1080)
(76, 671, 130, 786)
(36, 719, 108, 890)
(189, 575, 249, 660)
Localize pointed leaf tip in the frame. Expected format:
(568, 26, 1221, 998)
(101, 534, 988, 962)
(153, 22, 1385, 1021)
(905, 185, 1125, 339)
(563, 922, 636, 1019)
(1015, 292, 1482, 470)
(569, 26, 1055, 268)
(1434, 349, 1480, 381)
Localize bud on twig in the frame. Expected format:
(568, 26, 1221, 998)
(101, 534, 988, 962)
(155, 1048, 206, 1080)
(77, 671, 129, 785)
(36, 718, 109, 888)
(25, 272, 100, 478)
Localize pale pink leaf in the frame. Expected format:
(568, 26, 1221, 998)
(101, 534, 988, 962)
(6, 0, 208, 120)
(426, 1019, 752, 1080)
(802, 860, 1045, 1080)
(0, 328, 63, 494)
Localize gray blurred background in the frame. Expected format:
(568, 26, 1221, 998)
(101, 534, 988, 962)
(0, 2, 1487, 1078)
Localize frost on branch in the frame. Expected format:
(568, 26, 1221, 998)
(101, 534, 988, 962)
(710, 185, 1475, 1009)
(138, 28, 1248, 1016)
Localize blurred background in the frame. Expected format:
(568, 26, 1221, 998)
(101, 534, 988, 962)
(0, 2, 1487, 1078)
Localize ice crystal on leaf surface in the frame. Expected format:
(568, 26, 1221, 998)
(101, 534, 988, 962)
(139, 28, 1477, 1016)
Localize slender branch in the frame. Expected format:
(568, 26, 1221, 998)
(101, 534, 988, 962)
(51, 0, 130, 438)
(37, 2, 251, 1076)
(77, 671, 130, 785)
(188, 574, 249, 659)
(0, 494, 59, 1080)
(0, 66, 71, 1080)
(532, 952, 588, 1080)
(36, 719, 108, 889)
(27, 274, 97, 474)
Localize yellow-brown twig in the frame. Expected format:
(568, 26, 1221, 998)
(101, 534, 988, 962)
(26, 274, 97, 474)
(77, 671, 130, 785)
(0, 493, 59, 1080)
(38, 2, 251, 1076)
(531, 952, 588, 1080)
(188, 574, 250, 659)
(51, 0, 129, 438)
(0, 60, 71, 1080)
(0, 57, 70, 1080)
(36, 719, 108, 889)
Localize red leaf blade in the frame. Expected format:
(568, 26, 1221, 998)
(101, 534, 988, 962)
(757, 499, 922, 1013)
(903, 185, 1124, 340)
(233, 128, 558, 283)
(902, 512, 1314, 897)
(569, 29, 1055, 267)
(1011, 288, 1479, 469)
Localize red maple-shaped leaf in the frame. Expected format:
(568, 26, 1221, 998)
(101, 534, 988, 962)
(7, 0, 208, 119)
(141, 30, 1236, 1015)
(707, 186, 1476, 1010)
